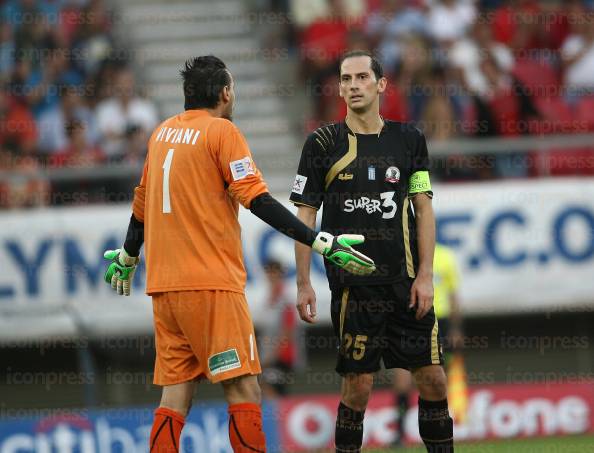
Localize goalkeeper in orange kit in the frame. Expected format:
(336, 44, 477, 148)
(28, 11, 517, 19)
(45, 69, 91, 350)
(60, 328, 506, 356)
(102, 55, 375, 452)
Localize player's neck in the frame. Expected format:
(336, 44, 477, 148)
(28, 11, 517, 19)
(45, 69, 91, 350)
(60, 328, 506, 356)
(345, 110, 383, 135)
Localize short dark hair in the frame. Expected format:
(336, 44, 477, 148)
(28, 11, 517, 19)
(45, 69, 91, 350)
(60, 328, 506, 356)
(339, 50, 384, 81)
(180, 56, 231, 110)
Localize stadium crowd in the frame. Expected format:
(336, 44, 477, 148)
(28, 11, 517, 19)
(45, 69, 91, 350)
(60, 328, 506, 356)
(0, 0, 158, 208)
(2, 0, 594, 208)
(290, 0, 594, 179)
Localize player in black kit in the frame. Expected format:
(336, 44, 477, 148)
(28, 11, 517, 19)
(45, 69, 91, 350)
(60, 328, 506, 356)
(291, 50, 454, 453)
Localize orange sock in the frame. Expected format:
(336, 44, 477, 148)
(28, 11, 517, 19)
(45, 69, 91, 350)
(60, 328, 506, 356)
(228, 403, 266, 452)
(149, 407, 185, 452)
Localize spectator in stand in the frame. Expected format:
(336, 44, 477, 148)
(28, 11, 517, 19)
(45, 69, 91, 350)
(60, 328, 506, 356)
(258, 260, 304, 398)
(0, 86, 48, 208)
(51, 120, 104, 168)
(95, 67, 158, 159)
(419, 65, 458, 141)
(489, 0, 567, 53)
(49, 120, 105, 206)
(449, 19, 514, 98)
(0, 85, 37, 154)
(297, 0, 366, 122)
(0, 152, 49, 208)
(426, 0, 476, 46)
(23, 44, 83, 118)
(395, 35, 433, 121)
(37, 85, 98, 155)
(561, 1, 594, 100)
(71, 0, 113, 77)
(0, 21, 15, 82)
(365, 0, 428, 71)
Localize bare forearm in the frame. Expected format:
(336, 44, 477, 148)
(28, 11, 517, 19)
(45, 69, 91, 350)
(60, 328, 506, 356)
(414, 197, 435, 277)
(295, 207, 317, 287)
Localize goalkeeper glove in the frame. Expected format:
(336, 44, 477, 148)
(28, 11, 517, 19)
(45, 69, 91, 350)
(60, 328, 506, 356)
(103, 248, 140, 296)
(312, 232, 375, 275)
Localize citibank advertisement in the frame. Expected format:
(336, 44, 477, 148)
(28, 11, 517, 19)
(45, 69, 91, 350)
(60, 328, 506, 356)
(0, 178, 593, 339)
(0, 383, 592, 451)
(0, 401, 279, 453)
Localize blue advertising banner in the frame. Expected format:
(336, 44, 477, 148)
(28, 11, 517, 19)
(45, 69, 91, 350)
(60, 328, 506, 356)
(0, 178, 593, 340)
(0, 401, 280, 453)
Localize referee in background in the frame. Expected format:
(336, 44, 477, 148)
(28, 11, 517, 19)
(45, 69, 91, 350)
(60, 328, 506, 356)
(290, 50, 454, 453)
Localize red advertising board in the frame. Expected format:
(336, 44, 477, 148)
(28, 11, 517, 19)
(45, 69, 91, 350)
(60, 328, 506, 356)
(278, 383, 594, 451)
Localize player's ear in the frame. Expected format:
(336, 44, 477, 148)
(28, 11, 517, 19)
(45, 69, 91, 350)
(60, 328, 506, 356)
(377, 77, 387, 94)
(221, 85, 231, 104)
(338, 79, 345, 99)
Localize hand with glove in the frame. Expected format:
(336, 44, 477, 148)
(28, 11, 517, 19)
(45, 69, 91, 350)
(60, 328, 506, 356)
(312, 232, 375, 275)
(103, 248, 140, 296)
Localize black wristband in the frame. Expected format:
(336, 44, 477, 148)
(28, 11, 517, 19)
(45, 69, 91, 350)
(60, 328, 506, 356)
(250, 193, 317, 246)
(123, 214, 144, 257)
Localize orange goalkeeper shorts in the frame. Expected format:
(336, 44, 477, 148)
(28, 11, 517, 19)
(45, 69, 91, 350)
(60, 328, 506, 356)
(152, 290, 261, 385)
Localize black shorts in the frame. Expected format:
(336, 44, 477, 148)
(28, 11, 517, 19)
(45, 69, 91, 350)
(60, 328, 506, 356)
(330, 281, 444, 375)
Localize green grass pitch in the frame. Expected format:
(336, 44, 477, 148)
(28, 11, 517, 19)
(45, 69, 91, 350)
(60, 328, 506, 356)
(367, 434, 594, 452)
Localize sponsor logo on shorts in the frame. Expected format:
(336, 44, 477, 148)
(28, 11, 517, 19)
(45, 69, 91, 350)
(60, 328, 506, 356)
(208, 349, 241, 375)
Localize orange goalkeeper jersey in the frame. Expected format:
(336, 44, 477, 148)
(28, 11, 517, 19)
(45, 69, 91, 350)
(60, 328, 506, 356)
(132, 109, 268, 295)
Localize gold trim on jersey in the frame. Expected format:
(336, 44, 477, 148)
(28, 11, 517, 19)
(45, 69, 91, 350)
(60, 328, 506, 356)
(402, 197, 416, 278)
(291, 201, 320, 211)
(431, 317, 440, 364)
(340, 288, 350, 338)
(325, 134, 357, 190)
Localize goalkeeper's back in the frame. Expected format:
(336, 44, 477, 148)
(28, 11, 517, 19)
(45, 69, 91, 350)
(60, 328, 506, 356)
(132, 109, 268, 295)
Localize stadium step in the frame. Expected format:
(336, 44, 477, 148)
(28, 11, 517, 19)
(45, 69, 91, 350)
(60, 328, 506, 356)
(136, 39, 261, 66)
(130, 20, 250, 42)
(144, 61, 267, 84)
(115, 0, 298, 191)
(147, 79, 281, 104)
(119, 1, 244, 24)
(159, 97, 285, 120)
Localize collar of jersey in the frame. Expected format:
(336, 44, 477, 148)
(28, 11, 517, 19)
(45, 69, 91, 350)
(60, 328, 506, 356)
(343, 115, 387, 137)
(183, 109, 212, 118)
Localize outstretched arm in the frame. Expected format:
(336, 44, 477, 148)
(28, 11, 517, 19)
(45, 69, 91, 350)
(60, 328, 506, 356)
(249, 192, 375, 276)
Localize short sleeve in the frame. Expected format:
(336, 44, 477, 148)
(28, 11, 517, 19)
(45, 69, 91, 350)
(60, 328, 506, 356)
(289, 134, 326, 210)
(209, 120, 268, 209)
(409, 129, 433, 198)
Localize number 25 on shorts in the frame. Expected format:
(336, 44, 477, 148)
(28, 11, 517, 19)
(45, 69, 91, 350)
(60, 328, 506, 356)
(342, 333, 368, 360)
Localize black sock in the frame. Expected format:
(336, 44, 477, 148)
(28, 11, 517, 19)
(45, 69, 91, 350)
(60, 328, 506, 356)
(395, 393, 409, 443)
(335, 401, 365, 453)
(418, 397, 454, 453)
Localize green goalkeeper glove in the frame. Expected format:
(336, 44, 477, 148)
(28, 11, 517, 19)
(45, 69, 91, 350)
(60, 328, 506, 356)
(103, 248, 140, 296)
(312, 232, 375, 275)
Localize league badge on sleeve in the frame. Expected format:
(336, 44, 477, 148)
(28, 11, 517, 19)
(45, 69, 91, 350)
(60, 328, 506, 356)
(292, 174, 307, 195)
(385, 166, 400, 183)
(230, 157, 256, 181)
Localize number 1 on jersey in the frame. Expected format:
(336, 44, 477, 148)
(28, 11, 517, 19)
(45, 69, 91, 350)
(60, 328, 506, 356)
(162, 148, 174, 213)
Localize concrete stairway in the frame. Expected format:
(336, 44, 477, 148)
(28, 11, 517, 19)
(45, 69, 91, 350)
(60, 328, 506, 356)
(113, 0, 299, 192)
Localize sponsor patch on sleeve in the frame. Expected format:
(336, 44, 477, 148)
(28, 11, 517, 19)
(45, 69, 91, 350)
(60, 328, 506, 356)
(208, 349, 241, 376)
(230, 157, 256, 181)
(409, 171, 432, 194)
(292, 175, 307, 195)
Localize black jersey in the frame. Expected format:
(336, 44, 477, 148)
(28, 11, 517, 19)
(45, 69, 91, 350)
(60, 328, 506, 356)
(290, 120, 433, 290)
